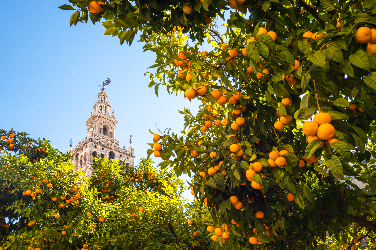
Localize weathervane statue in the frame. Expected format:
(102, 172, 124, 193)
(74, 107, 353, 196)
(99, 78, 111, 91)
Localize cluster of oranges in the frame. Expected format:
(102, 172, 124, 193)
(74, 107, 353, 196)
(354, 26, 376, 55)
(274, 98, 293, 131)
(302, 112, 338, 148)
(267, 149, 288, 168)
(152, 134, 162, 157)
(1, 133, 15, 150)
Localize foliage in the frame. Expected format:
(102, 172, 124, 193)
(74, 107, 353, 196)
(60, 0, 375, 248)
(0, 130, 212, 249)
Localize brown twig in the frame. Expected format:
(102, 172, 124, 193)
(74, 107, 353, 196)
(348, 215, 376, 233)
(297, 0, 326, 29)
(209, 29, 224, 43)
(313, 80, 321, 112)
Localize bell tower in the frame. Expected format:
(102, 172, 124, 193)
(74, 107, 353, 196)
(70, 79, 135, 176)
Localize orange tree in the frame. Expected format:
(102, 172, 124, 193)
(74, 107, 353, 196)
(0, 130, 212, 249)
(61, 0, 376, 249)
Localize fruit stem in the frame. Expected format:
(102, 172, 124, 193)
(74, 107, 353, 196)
(313, 80, 321, 112)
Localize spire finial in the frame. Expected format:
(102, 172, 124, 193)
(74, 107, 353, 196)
(99, 78, 111, 91)
(69, 138, 73, 148)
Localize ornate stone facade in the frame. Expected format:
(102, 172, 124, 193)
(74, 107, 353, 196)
(70, 89, 134, 176)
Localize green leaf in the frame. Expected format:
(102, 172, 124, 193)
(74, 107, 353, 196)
(320, 0, 336, 10)
(295, 108, 317, 120)
(246, 43, 260, 62)
(364, 72, 376, 91)
(294, 192, 305, 209)
(258, 158, 269, 168)
(298, 39, 312, 56)
(341, 59, 355, 77)
(207, 178, 217, 188)
(256, 40, 269, 58)
(240, 161, 249, 170)
(203, 0, 210, 11)
(104, 27, 119, 35)
(59, 4, 75, 10)
(333, 98, 349, 107)
(278, 104, 287, 116)
(301, 72, 311, 90)
(252, 174, 262, 184)
(352, 126, 367, 143)
(349, 50, 370, 71)
(271, 73, 284, 82)
(352, 133, 365, 152)
(219, 199, 231, 214)
(213, 173, 225, 186)
(305, 140, 322, 159)
(257, 234, 274, 243)
(303, 184, 314, 203)
(326, 155, 344, 180)
(308, 50, 326, 68)
(70, 11, 80, 27)
(280, 51, 295, 64)
(281, 144, 294, 153)
(326, 43, 344, 64)
(327, 111, 349, 120)
(331, 141, 352, 160)
(258, 33, 276, 49)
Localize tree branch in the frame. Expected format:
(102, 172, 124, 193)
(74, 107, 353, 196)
(348, 215, 376, 233)
(297, 0, 326, 29)
(167, 221, 179, 245)
(324, 177, 344, 208)
(209, 29, 223, 43)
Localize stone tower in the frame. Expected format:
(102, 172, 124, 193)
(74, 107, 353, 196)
(70, 89, 135, 176)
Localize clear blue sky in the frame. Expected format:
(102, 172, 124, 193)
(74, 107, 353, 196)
(0, 1, 205, 201)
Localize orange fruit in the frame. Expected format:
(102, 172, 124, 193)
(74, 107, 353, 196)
(221, 43, 227, 50)
(252, 162, 263, 172)
(26, 190, 32, 195)
(186, 74, 192, 81)
(200, 126, 208, 133)
(197, 86, 207, 95)
(232, 109, 241, 116)
(153, 134, 161, 141)
(312, 32, 325, 40)
(214, 120, 221, 126)
(205, 120, 213, 128)
(281, 98, 292, 106)
(302, 121, 319, 136)
(370, 28, 376, 43)
(229, 49, 238, 58)
(217, 96, 227, 105)
(153, 143, 162, 151)
(247, 66, 254, 74)
(349, 104, 357, 111)
(290, 60, 300, 70)
(249, 236, 258, 244)
(183, 5, 192, 14)
(99, 218, 105, 223)
(328, 138, 341, 145)
(234, 201, 243, 209)
(246, 169, 256, 179)
(215, 228, 224, 236)
(314, 112, 332, 125)
(62, 231, 67, 235)
(229, 96, 237, 104)
(178, 70, 186, 79)
(255, 211, 264, 218)
(212, 235, 218, 241)
(55, 214, 60, 219)
(242, 48, 248, 56)
(275, 157, 287, 167)
(52, 197, 57, 201)
(251, 181, 262, 189)
(303, 31, 314, 41)
(231, 122, 240, 131)
(355, 27, 372, 44)
(89, 1, 105, 14)
(230, 144, 240, 153)
(317, 124, 335, 140)
(178, 52, 187, 60)
(235, 117, 245, 126)
(222, 118, 228, 126)
(269, 150, 280, 160)
(207, 226, 214, 232)
(298, 159, 305, 167)
(210, 152, 217, 158)
(287, 193, 294, 201)
(230, 196, 238, 205)
(153, 151, 161, 157)
(222, 232, 230, 239)
(280, 115, 291, 125)
(247, 37, 255, 44)
(86, 212, 92, 216)
(139, 207, 145, 212)
(268, 158, 276, 167)
(279, 150, 289, 156)
(199, 172, 206, 178)
(191, 150, 198, 157)
(192, 232, 198, 236)
(185, 89, 196, 99)
(367, 43, 376, 55)
(285, 74, 297, 86)
(274, 121, 285, 130)
(257, 27, 268, 36)
(267, 31, 277, 41)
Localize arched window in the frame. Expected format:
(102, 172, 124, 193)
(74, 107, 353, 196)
(92, 151, 97, 158)
(101, 153, 104, 158)
(103, 125, 110, 136)
(109, 151, 115, 160)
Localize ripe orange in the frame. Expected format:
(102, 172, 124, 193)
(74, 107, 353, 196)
(274, 121, 285, 130)
(99, 218, 105, 223)
(312, 32, 325, 40)
(214, 120, 221, 126)
(208, 167, 217, 176)
(349, 104, 357, 111)
(275, 157, 287, 167)
(192, 232, 198, 236)
(247, 66, 254, 74)
(199, 172, 206, 178)
(52, 197, 57, 201)
(279, 150, 289, 156)
(217, 96, 227, 105)
(89, 1, 105, 14)
(303, 31, 314, 41)
(153, 151, 161, 157)
(229, 96, 237, 104)
(210, 152, 217, 158)
(328, 138, 341, 145)
(246, 169, 256, 179)
(215, 228, 224, 236)
(314, 112, 332, 125)
(221, 43, 227, 50)
(257, 27, 268, 36)
(317, 124, 335, 140)
(269, 150, 280, 160)
(242, 48, 248, 56)
(280, 115, 291, 125)
(230, 196, 238, 205)
(367, 43, 376, 55)
(267, 31, 277, 41)
(185, 89, 196, 99)
(229, 49, 238, 58)
(232, 109, 241, 116)
(197, 86, 207, 95)
(268, 158, 276, 167)
(255, 211, 264, 218)
(247, 37, 255, 44)
(234, 201, 242, 209)
(287, 193, 294, 201)
(251, 181, 262, 189)
(302, 121, 319, 136)
(178, 70, 186, 79)
(62, 231, 67, 235)
(222, 118, 228, 126)
(370, 28, 376, 43)
(86, 212, 91, 216)
(207, 225, 214, 232)
(1, 136, 6, 140)
(153, 143, 162, 151)
(289, 60, 300, 70)
(231, 122, 240, 131)
(55, 214, 60, 219)
(281, 98, 292, 106)
(212, 235, 218, 241)
(298, 159, 305, 167)
(263, 68, 270, 75)
(230, 144, 240, 153)
(178, 52, 187, 60)
(25, 190, 32, 195)
(153, 134, 160, 141)
(235, 117, 245, 126)
(222, 232, 230, 239)
(355, 27, 372, 44)
(183, 5, 192, 14)
(139, 207, 144, 212)
(205, 120, 212, 128)
(191, 150, 198, 157)
(249, 236, 258, 244)
(200, 126, 208, 133)
(252, 162, 263, 172)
